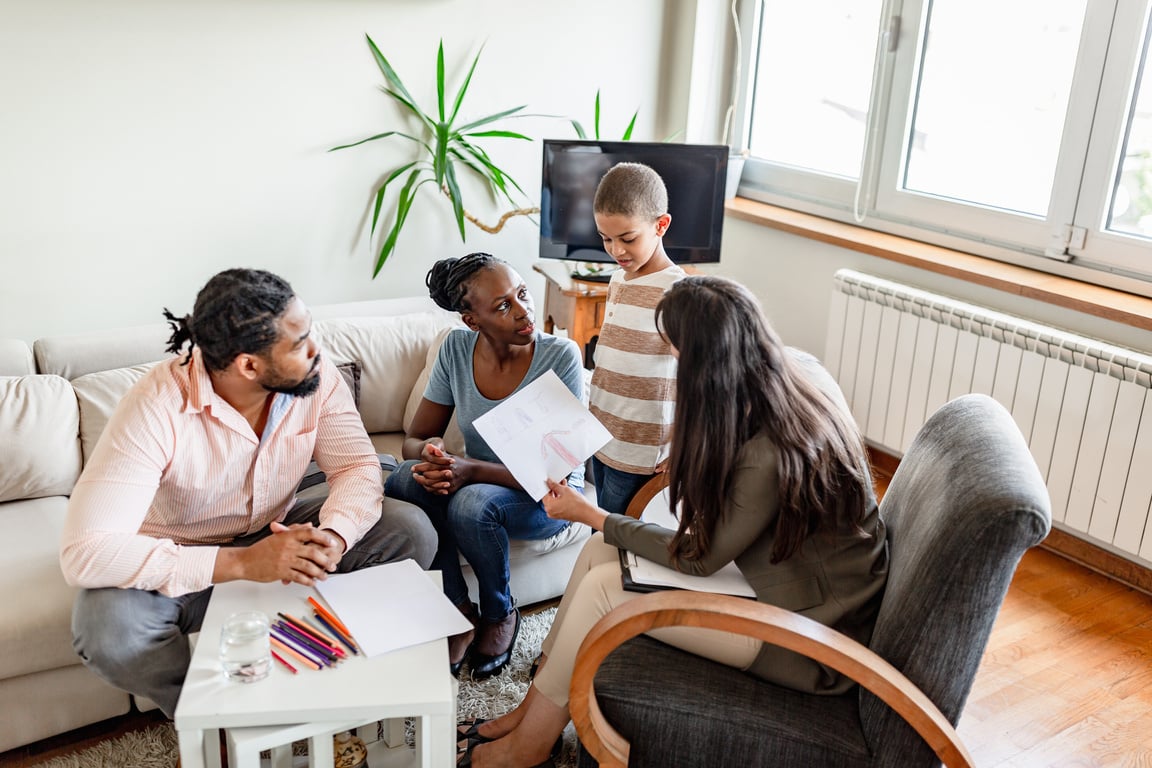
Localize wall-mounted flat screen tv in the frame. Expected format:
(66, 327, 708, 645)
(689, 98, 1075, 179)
(539, 140, 728, 266)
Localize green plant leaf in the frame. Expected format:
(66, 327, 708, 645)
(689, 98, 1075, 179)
(448, 148, 504, 196)
(434, 122, 449, 185)
(366, 36, 433, 132)
(450, 144, 516, 206)
(375, 169, 425, 276)
(621, 109, 638, 141)
(571, 120, 587, 140)
(594, 89, 602, 141)
(329, 130, 410, 152)
(369, 160, 419, 235)
(380, 87, 435, 132)
(454, 105, 528, 134)
(443, 161, 466, 241)
(460, 137, 529, 200)
(464, 129, 532, 140)
(449, 45, 484, 125)
(436, 41, 446, 123)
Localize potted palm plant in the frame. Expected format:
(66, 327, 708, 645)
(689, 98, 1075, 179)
(330, 36, 539, 277)
(570, 90, 638, 141)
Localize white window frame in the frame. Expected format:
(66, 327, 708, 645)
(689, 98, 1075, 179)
(1069, 0, 1152, 275)
(730, 0, 1152, 291)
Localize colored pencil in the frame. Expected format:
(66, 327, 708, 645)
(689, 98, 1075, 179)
(307, 596, 352, 636)
(271, 650, 298, 674)
(269, 630, 327, 669)
(269, 636, 322, 671)
(301, 615, 356, 656)
(277, 613, 345, 657)
(278, 612, 345, 654)
(275, 621, 338, 662)
(312, 611, 359, 655)
(271, 625, 332, 667)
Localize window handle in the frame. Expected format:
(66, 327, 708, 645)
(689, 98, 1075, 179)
(883, 15, 901, 53)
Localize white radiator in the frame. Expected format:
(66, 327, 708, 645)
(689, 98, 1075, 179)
(825, 268, 1152, 566)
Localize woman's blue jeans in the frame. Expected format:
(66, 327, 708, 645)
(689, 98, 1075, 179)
(591, 456, 655, 517)
(385, 460, 571, 622)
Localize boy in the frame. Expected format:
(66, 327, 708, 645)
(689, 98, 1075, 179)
(588, 162, 685, 515)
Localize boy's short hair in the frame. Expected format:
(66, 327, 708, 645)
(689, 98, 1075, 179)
(593, 162, 668, 221)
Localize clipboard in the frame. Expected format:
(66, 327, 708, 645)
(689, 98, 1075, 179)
(619, 548, 667, 594)
(618, 548, 756, 598)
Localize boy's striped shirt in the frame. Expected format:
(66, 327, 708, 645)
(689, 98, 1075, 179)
(589, 264, 685, 473)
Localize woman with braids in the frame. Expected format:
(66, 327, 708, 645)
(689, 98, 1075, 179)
(457, 276, 889, 768)
(61, 268, 436, 720)
(385, 253, 585, 682)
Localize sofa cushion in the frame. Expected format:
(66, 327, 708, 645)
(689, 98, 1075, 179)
(72, 362, 160, 465)
(316, 313, 460, 434)
(0, 376, 82, 503)
(0, 339, 34, 376)
(33, 323, 171, 380)
(0, 496, 83, 679)
(312, 296, 441, 319)
(402, 326, 466, 456)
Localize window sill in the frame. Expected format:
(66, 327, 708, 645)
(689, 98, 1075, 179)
(725, 197, 1152, 334)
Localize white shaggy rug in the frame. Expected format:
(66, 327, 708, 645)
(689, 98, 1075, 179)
(29, 724, 179, 768)
(29, 606, 576, 768)
(455, 606, 577, 767)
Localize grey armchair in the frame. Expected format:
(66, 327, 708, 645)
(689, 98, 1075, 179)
(572, 394, 1052, 767)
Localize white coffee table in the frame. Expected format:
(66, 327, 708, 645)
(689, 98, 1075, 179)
(174, 575, 454, 768)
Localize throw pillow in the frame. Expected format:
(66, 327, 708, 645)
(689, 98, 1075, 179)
(402, 327, 466, 456)
(0, 374, 82, 502)
(335, 360, 362, 408)
(315, 314, 461, 434)
(72, 362, 160, 465)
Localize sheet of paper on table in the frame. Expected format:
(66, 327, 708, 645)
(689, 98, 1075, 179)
(315, 559, 474, 657)
(473, 369, 611, 501)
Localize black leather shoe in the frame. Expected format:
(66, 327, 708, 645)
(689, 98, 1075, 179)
(469, 608, 520, 681)
(449, 601, 480, 678)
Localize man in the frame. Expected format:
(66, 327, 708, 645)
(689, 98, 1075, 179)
(60, 268, 436, 718)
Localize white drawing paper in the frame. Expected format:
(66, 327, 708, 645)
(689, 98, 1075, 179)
(315, 559, 474, 657)
(627, 486, 755, 597)
(473, 369, 611, 500)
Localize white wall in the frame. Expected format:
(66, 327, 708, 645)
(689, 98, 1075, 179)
(15, 0, 1131, 360)
(0, 0, 676, 342)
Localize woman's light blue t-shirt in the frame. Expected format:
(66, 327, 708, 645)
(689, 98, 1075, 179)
(424, 328, 586, 488)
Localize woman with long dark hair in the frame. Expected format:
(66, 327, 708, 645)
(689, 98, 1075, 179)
(457, 275, 888, 767)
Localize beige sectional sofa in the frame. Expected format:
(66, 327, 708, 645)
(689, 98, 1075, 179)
(0, 296, 590, 753)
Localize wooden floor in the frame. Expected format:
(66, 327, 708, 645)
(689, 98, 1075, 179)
(2, 546, 1150, 767)
(957, 546, 1152, 767)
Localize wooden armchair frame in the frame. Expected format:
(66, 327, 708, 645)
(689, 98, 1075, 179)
(571, 474, 974, 768)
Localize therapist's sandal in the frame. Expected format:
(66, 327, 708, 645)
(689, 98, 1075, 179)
(469, 608, 520, 681)
(457, 737, 555, 768)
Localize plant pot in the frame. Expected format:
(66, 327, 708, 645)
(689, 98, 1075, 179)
(725, 153, 747, 200)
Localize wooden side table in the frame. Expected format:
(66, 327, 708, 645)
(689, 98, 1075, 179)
(532, 261, 609, 367)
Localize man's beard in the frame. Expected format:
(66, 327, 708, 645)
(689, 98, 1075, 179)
(262, 355, 322, 398)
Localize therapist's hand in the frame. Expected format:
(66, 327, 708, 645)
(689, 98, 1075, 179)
(543, 478, 608, 531)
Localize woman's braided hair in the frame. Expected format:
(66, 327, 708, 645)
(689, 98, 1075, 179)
(163, 268, 295, 372)
(425, 252, 501, 313)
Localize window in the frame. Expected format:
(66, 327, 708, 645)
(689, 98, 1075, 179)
(734, 0, 1152, 288)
